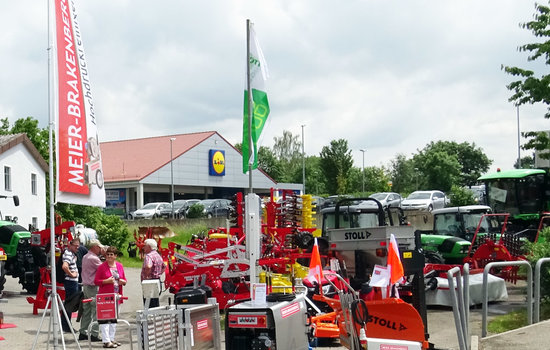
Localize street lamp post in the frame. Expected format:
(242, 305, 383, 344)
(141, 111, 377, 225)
(516, 105, 521, 168)
(170, 137, 176, 218)
(301, 125, 306, 194)
(360, 149, 366, 193)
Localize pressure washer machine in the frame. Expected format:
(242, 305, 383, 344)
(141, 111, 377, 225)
(225, 293, 309, 350)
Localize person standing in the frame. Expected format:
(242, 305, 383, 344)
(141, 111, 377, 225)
(79, 239, 104, 342)
(140, 239, 165, 308)
(61, 238, 81, 333)
(76, 243, 89, 284)
(95, 246, 126, 348)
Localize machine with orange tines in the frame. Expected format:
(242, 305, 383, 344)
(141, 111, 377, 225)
(308, 197, 432, 348)
(308, 271, 428, 350)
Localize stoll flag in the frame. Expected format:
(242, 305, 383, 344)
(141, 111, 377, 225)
(242, 22, 270, 174)
(53, 0, 105, 207)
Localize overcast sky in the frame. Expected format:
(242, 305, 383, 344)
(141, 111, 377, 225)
(1, 1, 549, 173)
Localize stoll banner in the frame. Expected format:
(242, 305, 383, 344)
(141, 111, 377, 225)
(53, 0, 105, 207)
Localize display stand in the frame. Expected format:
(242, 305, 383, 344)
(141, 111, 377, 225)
(86, 293, 133, 350)
(142, 280, 161, 309)
(31, 283, 81, 349)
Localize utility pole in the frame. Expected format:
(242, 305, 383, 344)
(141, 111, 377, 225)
(360, 149, 366, 193)
(302, 124, 306, 194)
(170, 137, 176, 217)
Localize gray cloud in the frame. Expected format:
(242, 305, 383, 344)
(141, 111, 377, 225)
(1, 0, 548, 174)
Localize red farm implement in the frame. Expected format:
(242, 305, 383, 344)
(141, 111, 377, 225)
(163, 191, 318, 309)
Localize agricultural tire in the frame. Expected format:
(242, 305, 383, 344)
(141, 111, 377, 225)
(0, 261, 6, 294)
(424, 250, 445, 264)
(21, 272, 40, 294)
(294, 231, 313, 249)
(21, 247, 48, 294)
(96, 169, 104, 189)
(32, 246, 48, 268)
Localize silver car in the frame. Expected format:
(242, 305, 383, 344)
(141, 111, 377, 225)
(131, 202, 170, 219)
(401, 190, 447, 211)
(368, 192, 403, 209)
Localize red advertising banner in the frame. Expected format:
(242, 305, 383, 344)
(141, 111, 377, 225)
(53, 0, 105, 207)
(54, 0, 88, 195)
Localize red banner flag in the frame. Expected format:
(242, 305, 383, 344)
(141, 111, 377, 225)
(53, 0, 105, 206)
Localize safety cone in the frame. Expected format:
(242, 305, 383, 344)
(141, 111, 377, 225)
(359, 327, 368, 349)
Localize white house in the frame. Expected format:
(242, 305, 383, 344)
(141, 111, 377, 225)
(0, 133, 48, 230)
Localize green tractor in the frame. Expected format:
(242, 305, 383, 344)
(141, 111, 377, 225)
(0, 195, 43, 294)
(479, 168, 549, 240)
(421, 205, 492, 264)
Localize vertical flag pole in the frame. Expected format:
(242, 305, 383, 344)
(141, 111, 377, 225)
(47, 0, 61, 344)
(34, 0, 63, 348)
(246, 19, 254, 193)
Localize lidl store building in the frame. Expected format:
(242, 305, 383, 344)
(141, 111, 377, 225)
(100, 131, 299, 217)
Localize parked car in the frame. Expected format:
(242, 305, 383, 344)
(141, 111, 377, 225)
(199, 199, 232, 218)
(159, 199, 199, 219)
(311, 196, 326, 208)
(401, 190, 447, 211)
(368, 192, 403, 209)
(131, 202, 170, 219)
(464, 185, 486, 205)
(321, 195, 355, 209)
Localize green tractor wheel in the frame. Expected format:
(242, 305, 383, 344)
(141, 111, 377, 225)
(424, 250, 445, 264)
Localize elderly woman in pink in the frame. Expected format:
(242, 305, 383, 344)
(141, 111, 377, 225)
(94, 246, 127, 348)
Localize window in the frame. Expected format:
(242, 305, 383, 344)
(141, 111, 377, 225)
(31, 173, 37, 195)
(4, 166, 11, 191)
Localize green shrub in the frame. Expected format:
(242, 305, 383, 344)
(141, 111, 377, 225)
(448, 185, 476, 207)
(95, 214, 130, 250)
(55, 203, 129, 251)
(186, 203, 205, 218)
(525, 227, 550, 302)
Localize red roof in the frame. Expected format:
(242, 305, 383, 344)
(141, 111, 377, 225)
(100, 131, 216, 182)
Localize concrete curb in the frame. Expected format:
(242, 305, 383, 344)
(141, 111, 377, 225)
(471, 335, 478, 350)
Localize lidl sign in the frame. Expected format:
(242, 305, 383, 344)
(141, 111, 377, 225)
(209, 149, 225, 176)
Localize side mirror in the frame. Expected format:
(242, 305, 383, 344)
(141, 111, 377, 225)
(13, 195, 19, 206)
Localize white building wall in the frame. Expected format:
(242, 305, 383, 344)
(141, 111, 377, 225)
(142, 134, 276, 189)
(0, 143, 47, 229)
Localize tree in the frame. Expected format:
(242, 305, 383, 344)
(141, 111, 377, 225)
(302, 156, 326, 195)
(413, 141, 492, 190)
(257, 146, 282, 180)
(514, 154, 535, 169)
(414, 150, 461, 193)
(235, 142, 283, 181)
(348, 165, 392, 195)
(319, 139, 354, 194)
(389, 153, 418, 194)
(0, 117, 50, 162)
(272, 130, 302, 183)
(503, 3, 550, 159)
